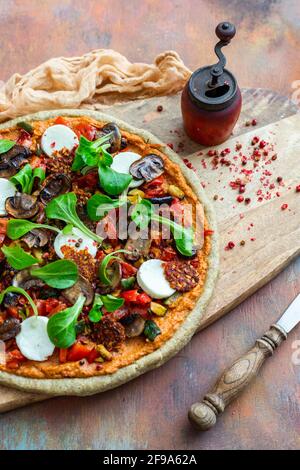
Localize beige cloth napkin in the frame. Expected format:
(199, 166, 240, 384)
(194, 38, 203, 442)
(0, 49, 191, 123)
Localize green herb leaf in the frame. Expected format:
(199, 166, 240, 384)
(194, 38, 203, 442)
(72, 133, 113, 171)
(10, 164, 45, 194)
(98, 163, 132, 196)
(99, 249, 130, 286)
(47, 294, 86, 348)
(101, 294, 124, 312)
(143, 319, 161, 341)
(88, 294, 104, 323)
(0, 139, 15, 154)
(87, 193, 127, 221)
(17, 121, 34, 135)
(31, 260, 78, 289)
(1, 244, 38, 270)
(131, 199, 194, 257)
(7, 219, 60, 240)
(0, 286, 38, 316)
(45, 192, 102, 243)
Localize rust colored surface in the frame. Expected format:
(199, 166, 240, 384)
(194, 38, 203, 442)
(0, 0, 300, 450)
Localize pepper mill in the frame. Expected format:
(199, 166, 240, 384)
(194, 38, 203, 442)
(181, 22, 242, 146)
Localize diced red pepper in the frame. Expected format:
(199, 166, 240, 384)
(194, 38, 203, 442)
(6, 349, 26, 368)
(75, 123, 97, 141)
(136, 292, 151, 305)
(59, 348, 68, 364)
(121, 290, 151, 305)
(54, 116, 69, 126)
(87, 348, 98, 364)
(67, 342, 93, 362)
(7, 307, 21, 319)
(121, 290, 139, 302)
(120, 261, 137, 278)
(144, 176, 164, 188)
(204, 229, 214, 236)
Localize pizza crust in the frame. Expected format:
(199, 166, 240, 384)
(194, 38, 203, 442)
(0, 109, 219, 396)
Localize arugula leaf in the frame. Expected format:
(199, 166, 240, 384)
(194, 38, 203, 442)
(7, 219, 60, 240)
(31, 260, 78, 289)
(72, 133, 113, 171)
(10, 164, 45, 194)
(0, 139, 15, 154)
(131, 199, 195, 257)
(1, 244, 38, 270)
(47, 294, 86, 348)
(88, 294, 104, 323)
(101, 294, 124, 312)
(98, 163, 132, 196)
(0, 286, 38, 316)
(87, 193, 127, 221)
(99, 249, 130, 285)
(45, 192, 103, 244)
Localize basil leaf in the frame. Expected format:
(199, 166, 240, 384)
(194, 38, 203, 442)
(45, 192, 103, 243)
(0, 286, 38, 316)
(101, 294, 124, 312)
(47, 294, 86, 348)
(1, 244, 38, 270)
(99, 249, 130, 285)
(10, 164, 45, 194)
(7, 219, 60, 240)
(88, 294, 104, 323)
(31, 260, 78, 289)
(0, 139, 15, 154)
(87, 193, 126, 221)
(98, 163, 132, 196)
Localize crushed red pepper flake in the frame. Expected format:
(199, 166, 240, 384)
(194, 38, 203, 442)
(61, 246, 97, 282)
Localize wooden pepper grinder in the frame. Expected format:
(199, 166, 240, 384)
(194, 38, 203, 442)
(181, 21, 242, 146)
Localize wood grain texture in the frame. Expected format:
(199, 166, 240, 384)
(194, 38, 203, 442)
(0, 0, 299, 451)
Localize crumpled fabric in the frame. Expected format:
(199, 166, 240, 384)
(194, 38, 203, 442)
(0, 49, 191, 123)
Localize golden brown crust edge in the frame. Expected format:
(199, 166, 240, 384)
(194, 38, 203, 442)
(0, 109, 219, 396)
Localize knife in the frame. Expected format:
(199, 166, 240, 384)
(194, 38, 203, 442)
(188, 293, 300, 431)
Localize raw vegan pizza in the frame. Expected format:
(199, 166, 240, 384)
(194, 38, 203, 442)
(0, 110, 218, 394)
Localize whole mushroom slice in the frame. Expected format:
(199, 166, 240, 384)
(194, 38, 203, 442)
(129, 154, 164, 182)
(12, 267, 45, 290)
(0, 317, 21, 342)
(62, 276, 94, 306)
(0, 145, 31, 178)
(5, 192, 39, 219)
(124, 237, 151, 261)
(39, 174, 71, 205)
(97, 123, 122, 153)
(121, 314, 146, 338)
(21, 228, 49, 249)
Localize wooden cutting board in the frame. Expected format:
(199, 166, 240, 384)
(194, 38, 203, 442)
(1, 89, 299, 412)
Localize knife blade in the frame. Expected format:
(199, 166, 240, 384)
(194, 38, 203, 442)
(276, 293, 300, 333)
(189, 293, 300, 431)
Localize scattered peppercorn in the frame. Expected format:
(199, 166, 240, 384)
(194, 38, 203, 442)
(245, 198, 251, 205)
(296, 185, 300, 193)
(251, 119, 257, 126)
(213, 194, 218, 200)
(277, 176, 283, 183)
(157, 105, 163, 112)
(225, 241, 235, 251)
(281, 203, 288, 210)
(237, 195, 244, 203)
(240, 240, 246, 246)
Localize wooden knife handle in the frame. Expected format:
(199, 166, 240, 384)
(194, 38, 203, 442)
(188, 324, 287, 431)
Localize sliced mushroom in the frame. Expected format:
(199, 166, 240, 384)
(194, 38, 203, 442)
(22, 228, 49, 249)
(0, 145, 31, 178)
(62, 276, 94, 306)
(121, 314, 146, 338)
(124, 238, 151, 261)
(97, 260, 122, 294)
(39, 174, 71, 205)
(5, 192, 39, 219)
(129, 154, 164, 182)
(12, 267, 44, 290)
(97, 123, 122, 153)
(148, 196, 173, 205)
(0, 318, 21, 341)
(2, 292, 20, 308)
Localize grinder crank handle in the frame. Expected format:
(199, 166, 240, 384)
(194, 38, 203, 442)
(188, 324, 287, 431)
